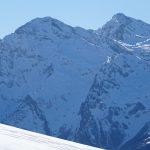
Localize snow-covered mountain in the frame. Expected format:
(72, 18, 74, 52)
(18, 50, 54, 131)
(0, 13, 150, 150)
(0, 16, 113, 136)
(0, 124, 103, 150)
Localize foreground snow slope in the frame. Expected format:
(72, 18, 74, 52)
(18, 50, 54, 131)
(0, 124, 103, 150)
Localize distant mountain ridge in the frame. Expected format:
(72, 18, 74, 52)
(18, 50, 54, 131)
(0, 13, 150, 150)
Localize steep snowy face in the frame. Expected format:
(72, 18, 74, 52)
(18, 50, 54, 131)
(77, 52, 150, 150)
(98, 13, 150, 44)
(0, 17, 113, 138)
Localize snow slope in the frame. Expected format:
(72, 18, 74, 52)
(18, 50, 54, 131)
(0, 124, 103, 150)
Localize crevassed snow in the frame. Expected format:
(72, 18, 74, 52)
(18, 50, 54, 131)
(0, 124, 103, 150)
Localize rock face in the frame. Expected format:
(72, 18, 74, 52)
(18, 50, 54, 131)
(0, 14, 150, 150)
(120, 122, 150, 150)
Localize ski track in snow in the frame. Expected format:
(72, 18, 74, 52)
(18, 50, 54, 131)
(0, 124, 103, 150)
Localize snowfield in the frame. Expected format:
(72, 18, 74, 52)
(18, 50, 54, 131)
(0, 124, 103, 150)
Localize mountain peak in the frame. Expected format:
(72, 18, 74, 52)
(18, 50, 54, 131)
(98, 13, 150, 44)
(15, 16, 72, 36)
(112, 13, 128, 20)
(27, 16, 63, 26)
(111, 13, 132, 25)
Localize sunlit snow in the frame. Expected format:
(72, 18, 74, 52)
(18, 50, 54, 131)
(0, 124, 103, 150)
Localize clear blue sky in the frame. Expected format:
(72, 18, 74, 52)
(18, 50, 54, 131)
(0, 0, 150, 38)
